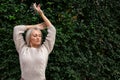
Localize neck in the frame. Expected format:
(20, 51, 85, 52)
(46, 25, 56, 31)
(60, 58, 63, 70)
(31, 45, 39, 48)
(30, 44, 40, 48)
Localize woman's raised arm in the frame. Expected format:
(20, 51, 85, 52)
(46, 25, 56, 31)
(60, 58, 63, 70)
(33, 3, 53, 27)
(25, 22, 47, 30)
(33, 3, 56, 53)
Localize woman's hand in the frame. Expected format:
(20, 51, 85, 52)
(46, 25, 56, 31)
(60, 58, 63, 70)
(33, 3, 43, 15)
(33, 3, 52, 27)
(37, 22, 47, 30)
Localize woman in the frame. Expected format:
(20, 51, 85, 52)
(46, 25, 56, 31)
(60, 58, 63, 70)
(13, 3, 56, 80)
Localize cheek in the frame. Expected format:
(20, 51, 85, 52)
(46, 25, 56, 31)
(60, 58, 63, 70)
(40, 37, 42, 40)
(30, 37, 36, 42)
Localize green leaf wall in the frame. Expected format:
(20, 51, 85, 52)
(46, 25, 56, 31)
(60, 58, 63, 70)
(0, 0, 120, 80)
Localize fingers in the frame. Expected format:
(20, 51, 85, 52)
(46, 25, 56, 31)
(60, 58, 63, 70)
(33, 3, 36, 9)
(37, 22, 47, 30)
(32, 3, 43, 15)
(33, 3, 41, 10)
(38, 4, 41, 8)
(33, 3, 40, 8)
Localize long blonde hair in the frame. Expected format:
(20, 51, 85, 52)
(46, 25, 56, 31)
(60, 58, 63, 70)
(25, 27, 42, 47)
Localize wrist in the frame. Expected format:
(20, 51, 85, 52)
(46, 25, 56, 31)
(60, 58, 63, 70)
(38, 10, 44, 15)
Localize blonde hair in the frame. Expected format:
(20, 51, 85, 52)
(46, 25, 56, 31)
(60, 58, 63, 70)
(25, 27, 42, 47)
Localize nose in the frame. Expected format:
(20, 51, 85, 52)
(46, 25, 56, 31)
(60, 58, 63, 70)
(37, 36, 40, 41)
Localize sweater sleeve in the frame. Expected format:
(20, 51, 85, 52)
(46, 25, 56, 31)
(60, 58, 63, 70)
(43, 25, 56, 54)
(13, 25, 27, 53)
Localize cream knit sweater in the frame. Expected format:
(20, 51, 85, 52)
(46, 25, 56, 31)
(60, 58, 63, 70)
(13, 25, 56, 80)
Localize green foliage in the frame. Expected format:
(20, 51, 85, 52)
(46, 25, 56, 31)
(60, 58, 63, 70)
(0, 0, 120, 80)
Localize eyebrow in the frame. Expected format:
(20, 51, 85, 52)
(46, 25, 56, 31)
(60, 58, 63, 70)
(32, 32, 42, 36)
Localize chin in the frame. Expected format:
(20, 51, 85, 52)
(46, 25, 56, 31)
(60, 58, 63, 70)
(36, 43, 41, 46)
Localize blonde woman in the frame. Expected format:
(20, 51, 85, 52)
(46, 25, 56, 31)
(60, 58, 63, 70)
(13, 3, 56, 80)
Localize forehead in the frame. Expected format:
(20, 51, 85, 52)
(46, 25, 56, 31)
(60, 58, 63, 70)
(31, 29, 41, 35)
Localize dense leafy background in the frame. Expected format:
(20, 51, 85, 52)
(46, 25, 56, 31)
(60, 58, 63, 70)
(0, 0, 120, 80)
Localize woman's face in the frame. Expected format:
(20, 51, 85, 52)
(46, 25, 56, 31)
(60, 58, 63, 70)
(30, 29, 42, 48)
